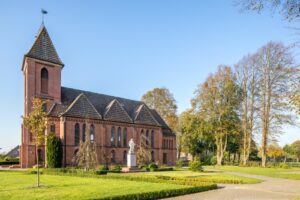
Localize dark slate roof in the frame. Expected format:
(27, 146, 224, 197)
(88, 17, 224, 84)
(134, 104, 160, 126)
(62, 93, 102, 120)
(48, 87, 171, 130)
(25, 25, 64, 66)
(104, 99, 133, 123)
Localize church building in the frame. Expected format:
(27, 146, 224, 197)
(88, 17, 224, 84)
(20, 25, 176, 168)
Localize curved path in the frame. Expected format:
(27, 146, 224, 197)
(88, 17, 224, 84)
(165, 170, 300, 200)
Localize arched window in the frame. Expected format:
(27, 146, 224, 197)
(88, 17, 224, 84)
(82, 124, 86, 142)
(146, 130, 149, 146)
(111, 127, 115, 146)
(41, 68, 48, 94)
(50, 124, 56, 133)
(141, 129, 144, 146)
(37, 149, 43, 162)
(90, 124, 95, 143)
(75, 123, 80, 146)
(123, 128, 127, 147)
(117, 127, 121, 147)
(151, 130, 154, 148)
(123, 150, 127, 162)
(151, 151, 155, 162)
(111, 150, 116, 163)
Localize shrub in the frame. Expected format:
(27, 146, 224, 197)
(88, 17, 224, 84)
(279, 163, 290, 169)
(153, 167, 173, 171)
(98, 165, 109, 171)
(189, 158, 203, 172)
(176, 160, 184, 168)
(95, 170, 108, 175)
(46, 133, 62, 168)
(149, 163, 158, 171)
(110, 165, 122, 171)
(210, 156, 217, 166)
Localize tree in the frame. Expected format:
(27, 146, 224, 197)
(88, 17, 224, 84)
(76, 125, 98, 171)
(255, 42, 298, 167)
(267, 143, 284, 162)
(141, 88, 178, 131)
(235, 54, 260, 165)
(192, 66, 243, 165)
(22, 98, 47, 187)
(136, 135, 151, 167)
(236, 0, 300, 21)
(290, 140, 300, 162)
(46, 133, 62, 168)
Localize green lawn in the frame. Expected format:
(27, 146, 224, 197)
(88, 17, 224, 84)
(0, 171, 191, 200)
(109, 170, 261, 184)
(205, 166, 300, 180)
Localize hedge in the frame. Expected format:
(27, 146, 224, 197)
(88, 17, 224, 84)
(0, 161, 19, 165)
(97, 185, 217, 200)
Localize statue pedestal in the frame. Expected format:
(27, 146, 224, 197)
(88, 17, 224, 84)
(127, 153, 136, 168)
(122, 153, 142, 172)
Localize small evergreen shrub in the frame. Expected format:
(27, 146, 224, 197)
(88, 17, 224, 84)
(189, 158, 203, 171)
(95, 170, 108, 175)
(46, 133, 62, 168)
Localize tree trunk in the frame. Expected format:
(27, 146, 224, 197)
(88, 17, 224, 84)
(36, 145, 40, 187)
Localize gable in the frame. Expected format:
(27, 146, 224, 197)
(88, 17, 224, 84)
(134, 104, 160, 126)
(104, 99, 132, 123)
(61, 93, 102, 120)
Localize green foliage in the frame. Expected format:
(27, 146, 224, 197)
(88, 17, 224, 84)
(98, 185, 217, 200)
(279, 163, 290, 169)
(189, 158, 203, 172)
(149, 163, 158, 171)
(176, 160, 184, 168)
(46, 133, 62, 168)
(95, 170, 108, 175)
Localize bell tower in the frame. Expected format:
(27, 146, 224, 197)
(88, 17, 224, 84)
(21, 24, 64, 167)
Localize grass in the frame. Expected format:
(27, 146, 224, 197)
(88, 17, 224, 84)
(0, 171, 190, 200)
(205, 165, 300, 180)
(110, 170, 262, 184)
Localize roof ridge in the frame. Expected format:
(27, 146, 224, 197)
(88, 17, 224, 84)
(61, 86, 142, 104)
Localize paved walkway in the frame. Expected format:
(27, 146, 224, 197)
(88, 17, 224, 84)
(165, 170, 300, 200)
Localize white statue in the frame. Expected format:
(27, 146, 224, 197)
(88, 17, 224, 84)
(129, 138, 136, 154)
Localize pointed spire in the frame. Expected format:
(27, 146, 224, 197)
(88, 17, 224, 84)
(25, 24, 64, 66)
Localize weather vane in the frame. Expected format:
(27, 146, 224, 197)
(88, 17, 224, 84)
(41, 9, 48, 24)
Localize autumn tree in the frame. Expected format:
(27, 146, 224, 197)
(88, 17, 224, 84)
(136, 134, 151, 166)
(255, 42, 298, 167)
(141, 87, 178, 131)
(267, 143, 284, 162)
(76, 125, 98, 171)
(236, 0, 300, 21)
(235, 53, 260, 165)
(22, 98, 47, 187)
(192, 66, 243, 165)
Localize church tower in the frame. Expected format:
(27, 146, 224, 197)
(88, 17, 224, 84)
(21, 25, 64, 168)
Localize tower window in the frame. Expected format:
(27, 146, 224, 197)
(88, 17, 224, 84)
(111, 127, 115, 147)
(123, 128, 127, 147)
(41, 68, 48, 94)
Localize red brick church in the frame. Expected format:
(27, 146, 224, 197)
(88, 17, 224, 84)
(20, 25, 176, 168)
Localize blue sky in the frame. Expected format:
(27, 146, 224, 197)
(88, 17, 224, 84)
(0, 1, 299, 152)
